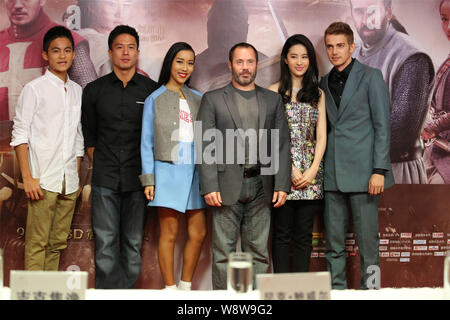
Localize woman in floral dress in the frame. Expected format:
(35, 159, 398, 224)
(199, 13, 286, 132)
(268, 34, 327, 272)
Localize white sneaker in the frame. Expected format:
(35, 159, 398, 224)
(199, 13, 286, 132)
(163, 285, 177, 290)
(177, 280, 192, 291)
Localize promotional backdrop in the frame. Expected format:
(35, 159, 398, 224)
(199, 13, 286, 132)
(0, 0, 449, 289)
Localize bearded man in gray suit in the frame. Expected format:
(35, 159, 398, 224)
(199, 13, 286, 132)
(196, 43, 291, 290)
(320, 22, 395, 289)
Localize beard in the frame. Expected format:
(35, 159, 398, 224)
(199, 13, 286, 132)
(231, 68, 257, 87)
(357, 15, 390, 47)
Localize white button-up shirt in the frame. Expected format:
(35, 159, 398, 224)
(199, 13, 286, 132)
(11, 69, 84, 194)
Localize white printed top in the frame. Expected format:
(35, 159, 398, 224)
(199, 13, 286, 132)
(178, 98, 194, 143)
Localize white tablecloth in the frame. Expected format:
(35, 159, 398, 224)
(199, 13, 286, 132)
(1, 287, 448, 300)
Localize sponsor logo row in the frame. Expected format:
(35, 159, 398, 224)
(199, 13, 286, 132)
(379, 245, 448, 251)
(380, 232, 446, 239)
(311, 251, 446, 259)
(314, 233, 450, 239)
(379, 251, 447, 257)
(379, 239, 450, 245)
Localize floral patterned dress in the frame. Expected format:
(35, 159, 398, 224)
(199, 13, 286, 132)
(285, 101, 324, 200)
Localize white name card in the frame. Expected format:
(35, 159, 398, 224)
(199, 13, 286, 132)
(10, 270, 88, 300)
(257, 272, 331, 300)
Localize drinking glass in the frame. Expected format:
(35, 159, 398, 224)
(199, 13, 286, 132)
(227, 252, 253, 293)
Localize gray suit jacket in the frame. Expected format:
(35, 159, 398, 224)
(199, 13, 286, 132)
(196, 83, 291, 206)
(320, 60, 395, 192)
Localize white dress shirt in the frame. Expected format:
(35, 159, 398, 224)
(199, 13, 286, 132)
(11, 69, 84, 194)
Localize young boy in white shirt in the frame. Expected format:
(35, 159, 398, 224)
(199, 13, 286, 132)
(11, 26, 84, 271)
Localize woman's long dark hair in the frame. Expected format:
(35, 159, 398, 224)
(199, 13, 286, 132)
(278, 34, 320, 106)
(158, 42, 195, 87)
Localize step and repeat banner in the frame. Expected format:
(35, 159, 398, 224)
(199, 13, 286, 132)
(0, 0, 449, 289)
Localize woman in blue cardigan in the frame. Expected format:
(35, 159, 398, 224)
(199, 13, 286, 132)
(140, 42, 206, 290)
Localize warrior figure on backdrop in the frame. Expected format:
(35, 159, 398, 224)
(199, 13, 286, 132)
(350, 0, 435, 184)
